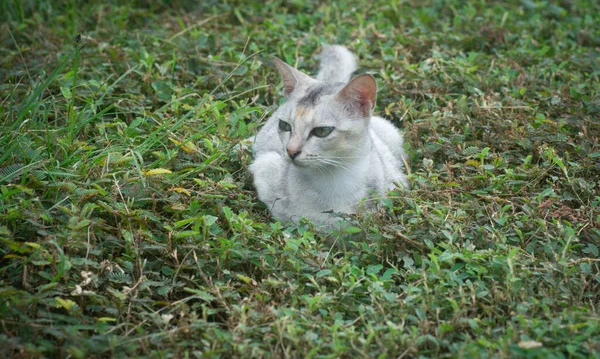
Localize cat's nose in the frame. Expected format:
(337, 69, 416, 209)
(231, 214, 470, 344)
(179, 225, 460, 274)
(287, 149, 301, 160)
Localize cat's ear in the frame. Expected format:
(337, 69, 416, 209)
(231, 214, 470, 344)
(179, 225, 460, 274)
(336, 74, 377, 117)
(272, 57, 313, 98)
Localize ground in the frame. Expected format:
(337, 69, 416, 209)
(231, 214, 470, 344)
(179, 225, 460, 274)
(0, 0, 599, 358)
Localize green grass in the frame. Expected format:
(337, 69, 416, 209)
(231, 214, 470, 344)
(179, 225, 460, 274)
(1, 0, 599, 357)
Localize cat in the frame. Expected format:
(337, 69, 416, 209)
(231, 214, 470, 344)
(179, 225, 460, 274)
(250, 45, 408, 228)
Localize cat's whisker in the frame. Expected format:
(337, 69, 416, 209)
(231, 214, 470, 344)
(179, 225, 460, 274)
(313, 162, 329, 175)
(304, 158, 333, 175)
(326, 155, 365, 159)
(318, 158, 356, 175)
(315, 161, 336, 176)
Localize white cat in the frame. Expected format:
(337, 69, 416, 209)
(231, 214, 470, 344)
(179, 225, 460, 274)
(250, 45, 408, 228)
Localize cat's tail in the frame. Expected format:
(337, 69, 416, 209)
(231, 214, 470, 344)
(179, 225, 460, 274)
(316, 45, 357, 83)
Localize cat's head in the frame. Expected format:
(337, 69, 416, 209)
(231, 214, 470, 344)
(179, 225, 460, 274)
(271, 57, 377, 171)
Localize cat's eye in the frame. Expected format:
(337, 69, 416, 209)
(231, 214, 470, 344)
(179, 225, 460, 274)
(311, 126, 334, 138)
(279, 120, 292, 132)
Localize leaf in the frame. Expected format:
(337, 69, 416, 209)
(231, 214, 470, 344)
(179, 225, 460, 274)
(25, 242, 41, 249)
(579, 262, 591, 274)
(122, 230, 134, 243)
(173, 230, 200, 238)
(366, 264, 383, 275)
(204, 215, 218, 227)
(343, 226, 362, 234)
(441, 230, 454, 242)
(68, 218, 91, 230)
(237, 274, 252, 284)
(60, 86, 72, 100)
(97, 317, 117, 322)
(143, 168, 172, 176)
(183, 288, 216, 302)
(173, 217, 198, 228)
(223, 206, 233, 222)
(517, 138, 532, 149)
(0, 226, 10, 236)
(537, 188, 556, 200)
(316, 269, 332, 278)
(0, 163, 26, 183)
(170, 187, 191, 196)
(585, 243, 598, 256)
(518, 340, 543, 349)
(152, 80, 173, 102)
(55, 297, 78, 311)
(382, 268, 398, 280)
(129, 117, 144, 129)
(462, 146, 480, 156)
(169, 138, 200, 154)
(479, 147, 490, 158)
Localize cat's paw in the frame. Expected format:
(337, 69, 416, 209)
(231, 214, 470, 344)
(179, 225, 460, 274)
(249, 152, 286, 204)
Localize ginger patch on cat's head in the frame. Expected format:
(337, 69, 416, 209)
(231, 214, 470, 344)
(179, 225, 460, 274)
(294, 106, 315, 124)
(297, 83, 345, 108)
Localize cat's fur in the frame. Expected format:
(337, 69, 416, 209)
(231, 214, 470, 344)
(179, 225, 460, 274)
(250, 45, 408, 227)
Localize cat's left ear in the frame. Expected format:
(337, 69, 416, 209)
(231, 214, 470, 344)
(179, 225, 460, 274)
(336, 74, 377, 117)
(272, 57, 314, 98)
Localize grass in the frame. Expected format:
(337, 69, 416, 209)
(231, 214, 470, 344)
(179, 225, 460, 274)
(0, 0, 599, 357)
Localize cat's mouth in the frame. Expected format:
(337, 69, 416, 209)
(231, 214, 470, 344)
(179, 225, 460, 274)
(291, 158, 341, 173)
(289, 158, 309, 168)
(285, 154, 318, 170)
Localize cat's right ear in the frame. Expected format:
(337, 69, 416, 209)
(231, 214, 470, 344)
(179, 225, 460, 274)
(336, 74, 377, 118)
(272, 57, 312, 98)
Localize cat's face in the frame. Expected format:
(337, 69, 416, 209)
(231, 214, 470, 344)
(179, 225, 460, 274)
(274, 95, 368, 171)
(271, 58, 377, 172)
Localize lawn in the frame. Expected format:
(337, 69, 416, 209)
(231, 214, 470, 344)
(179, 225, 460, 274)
(1, 0, 599, 357)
